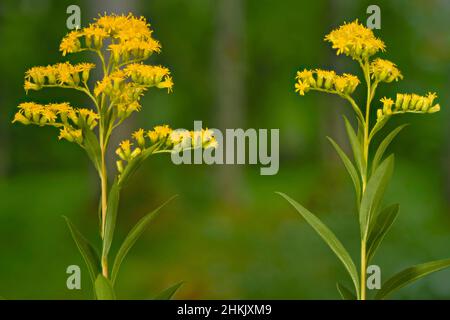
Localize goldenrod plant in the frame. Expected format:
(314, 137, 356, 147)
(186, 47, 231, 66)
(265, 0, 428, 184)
(278, 20, 450, 300)
(12, 13, 216, 299)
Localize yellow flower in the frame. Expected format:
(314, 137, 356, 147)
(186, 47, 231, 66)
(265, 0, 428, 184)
(315, 69, 336, 89)
(59, 127, 83, 143)
(380, 97, 394, 114)
(132, 128, 146, 146)
(60, 30, 82, 56)
(295, 80, 310, 95)
(331, 73, 359, 95)
(370, 59, 403, 83)
(324, 20, 385, 60)
(116, 140, 133, 160)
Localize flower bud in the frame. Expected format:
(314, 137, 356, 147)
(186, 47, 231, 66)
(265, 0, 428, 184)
(402, 94, 411, 111)
(395, 94, 403, 110)
(130, 147, 142, 159)
(82, 69, 90, 82)
(428, 104, 440, 113)
(116, 160, 124, 173)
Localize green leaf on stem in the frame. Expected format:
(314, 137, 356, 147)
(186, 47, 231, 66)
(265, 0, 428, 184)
(154, 281, 184, 300)
(375, 259, 450, 300)
(336, 282, 356, 300)
(367, 204, 399, 263)
(102, 180, 120, 258)
(276, 192, 360, 298)
(95, 274, 116, 300)
(78, 117, 102, 175)
(111, 195, 178, 285)
(371, 124, 407, 175)
(327, 137, 361, 205)
(343, 116, 365, 176)
(63, 216, 101, 284)
(359, 155, 394, 238)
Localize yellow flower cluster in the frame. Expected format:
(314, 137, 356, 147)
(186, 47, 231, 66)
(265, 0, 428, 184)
(370, 59, 403, 83)
(59, 13, 161, 64)
(324, 20, 385, 60)
(377, 93, 440, 121)
(125, 63, 173, 91)
(295, 69, 360, 96)
(12, 102, 99, 143)
(24, 62, 95, 92)
(116, 126, 217, 174)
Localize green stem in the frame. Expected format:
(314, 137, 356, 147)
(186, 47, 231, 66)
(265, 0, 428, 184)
(360, 238, 367, 300)
(359, 59, 374, 300)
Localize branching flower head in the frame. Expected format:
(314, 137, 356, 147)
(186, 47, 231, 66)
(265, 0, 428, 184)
(324, 19, 385, 60)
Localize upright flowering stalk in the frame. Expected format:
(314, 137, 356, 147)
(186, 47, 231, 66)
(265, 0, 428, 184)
(13, 13, 215, 299)
(278, 20, 450, 300)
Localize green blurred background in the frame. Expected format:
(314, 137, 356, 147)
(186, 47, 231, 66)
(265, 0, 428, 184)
(0, 0, 449, 299)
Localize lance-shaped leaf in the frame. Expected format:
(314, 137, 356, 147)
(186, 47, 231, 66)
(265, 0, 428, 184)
(95, 274, 116, 300)
(367, 204, 399, 263)
(111, 196, 177, 285)
(78, 117, 101, 175)
(371, 124, 407, 175)
(327, 137, 361, 205)
(154, 281, 184, 300)
(343, 116, 365, 177)
(102, 180, 120, 258)
(63, 216, 101, 284)
(359, 155, 394, 239)
(375, 259, 450, 300)
(277, 192, 360, 298)
(336, 282, 356, 300)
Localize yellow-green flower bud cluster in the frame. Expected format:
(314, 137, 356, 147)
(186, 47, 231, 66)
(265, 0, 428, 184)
(370, 58, 403, 83)
(12, 102, 99, 144)
(116, 125, 217, 174)
(295, 69, 359, 96)
(24, 62, 95, 92)
(376, 93, 440, 121)
(124, 64, 173, 92)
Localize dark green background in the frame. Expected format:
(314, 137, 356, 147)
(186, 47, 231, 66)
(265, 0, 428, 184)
(0, 0, 449, 299)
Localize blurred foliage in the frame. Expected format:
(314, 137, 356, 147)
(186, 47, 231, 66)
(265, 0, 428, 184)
(0, 0, 449, 299)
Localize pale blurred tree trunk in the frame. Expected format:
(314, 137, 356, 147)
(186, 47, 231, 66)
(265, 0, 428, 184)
(213, 0, 246, 205)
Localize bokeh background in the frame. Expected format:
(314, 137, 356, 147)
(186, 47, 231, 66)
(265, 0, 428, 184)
(0, 0, 449, 299)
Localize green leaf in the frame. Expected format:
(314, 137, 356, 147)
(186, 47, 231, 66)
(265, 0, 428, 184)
(102, 180, 120, 258)
(276, 192, 360, 298)
(375, 259, 450, 300)
(343, 116, 364, 176)
(369, 116, 390, 142)
(372, 125, 407, 174)
(79, 117, 102, 175)
(367, 204, 399, 263)
(95, 274, 116, 300)
(359, 155, 394, 239)
(63, 216, 101, 284)
(327, 137, 361, 204)
(154, 281, 184, 300)
(111, 196, 177, 285)
(336, 282, 356, 300)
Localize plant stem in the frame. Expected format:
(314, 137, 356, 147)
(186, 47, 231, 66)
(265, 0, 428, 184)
(359, 59, 373, 300)
(360, 238, 367, 300)
(100, 132, 109, 278)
